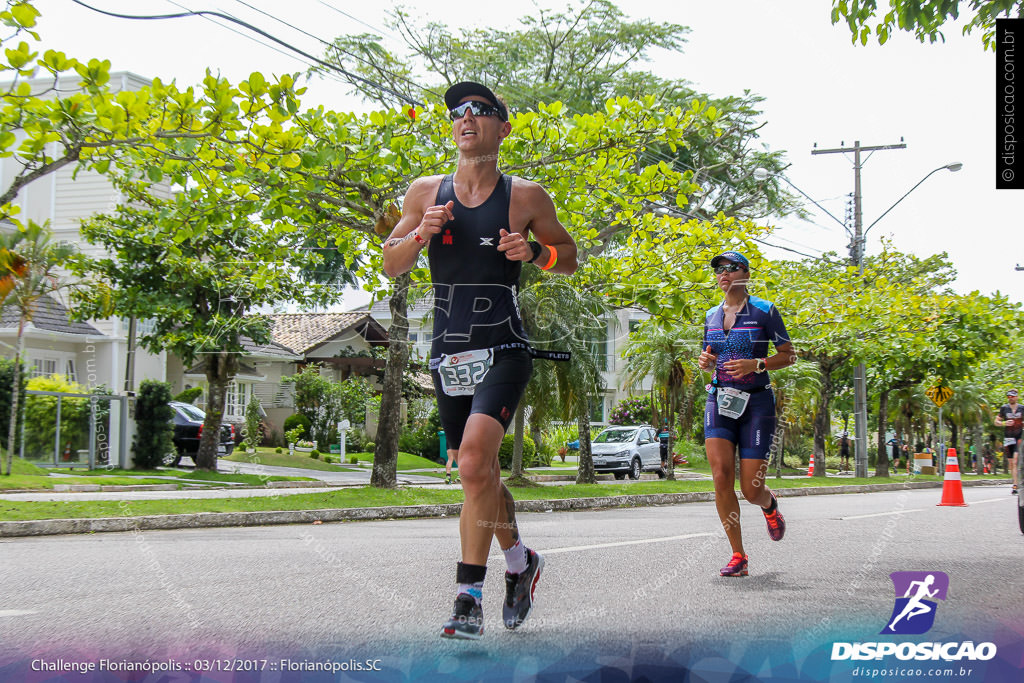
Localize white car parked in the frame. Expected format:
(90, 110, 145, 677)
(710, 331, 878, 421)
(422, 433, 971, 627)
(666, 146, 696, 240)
(590, 425, 664, 479)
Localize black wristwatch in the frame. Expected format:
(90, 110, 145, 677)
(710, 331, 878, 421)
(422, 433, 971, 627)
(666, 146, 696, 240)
(527, 240, 543, 263)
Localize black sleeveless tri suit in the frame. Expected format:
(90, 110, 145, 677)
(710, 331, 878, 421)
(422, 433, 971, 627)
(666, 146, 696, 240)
(427, 173, 533, 449)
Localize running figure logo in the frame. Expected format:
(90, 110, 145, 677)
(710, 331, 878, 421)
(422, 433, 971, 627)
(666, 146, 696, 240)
(881, 571, 949, 635)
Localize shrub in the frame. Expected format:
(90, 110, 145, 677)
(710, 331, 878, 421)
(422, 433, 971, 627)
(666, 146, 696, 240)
(174, 386, 203, 404)
(238, 441, 249, 451)
(323, 455, 333, 463)
(609, 395, 652, 426)
(348, 454, 358, 464)
(364, 441, 375, 452)
(346, 427, 366, 452)
(310, 449, 320, 459)
(275, 447, 283, 454)
(283, 413, 311, 440)
(498, 433, 536, 469)
(244, 396, 263, 447)
(23, 374, 91, 461)
(0, 357, 27, 454)
(132, 380, 175, 469)
(398, 408, 442, 459)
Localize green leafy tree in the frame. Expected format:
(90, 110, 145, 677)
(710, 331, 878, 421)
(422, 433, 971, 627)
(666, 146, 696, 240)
(623, 320, 700, 480)
(0, 221, 78, 475)
(860, 251, 1017, 475)
(76, 72, 335, 471)
(306, 1, 798, 487)
(283, 364, 346, 448)
(338, 375, 373, 424)
(831, 0, 1022, 50)
(323, 0, 798, 222)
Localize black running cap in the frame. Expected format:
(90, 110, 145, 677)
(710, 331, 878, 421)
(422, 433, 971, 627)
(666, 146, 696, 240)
(444, 81, 508, 120)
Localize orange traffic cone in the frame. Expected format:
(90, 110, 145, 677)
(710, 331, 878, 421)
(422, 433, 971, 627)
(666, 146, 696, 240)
(937, 448, 968, 507)
(807, 454, 815, 477)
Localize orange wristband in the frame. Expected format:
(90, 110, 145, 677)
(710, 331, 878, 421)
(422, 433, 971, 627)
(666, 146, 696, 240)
(540, 245, 558, 271)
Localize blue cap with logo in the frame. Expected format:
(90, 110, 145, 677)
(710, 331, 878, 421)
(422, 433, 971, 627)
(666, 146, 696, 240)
(710, 251, 750, 269)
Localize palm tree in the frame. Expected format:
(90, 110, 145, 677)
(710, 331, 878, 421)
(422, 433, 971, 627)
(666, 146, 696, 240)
(517, 274, 609, 485)
(942, 376, 990, 468)
(0, 222, 79, 475)
(622, 320, 700, 480)
(768, 360, 821, 473)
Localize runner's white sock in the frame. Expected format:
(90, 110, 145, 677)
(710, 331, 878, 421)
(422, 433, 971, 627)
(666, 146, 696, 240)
(503, 539, 528, 574)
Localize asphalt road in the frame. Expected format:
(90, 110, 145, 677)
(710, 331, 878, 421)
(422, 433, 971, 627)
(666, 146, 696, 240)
(1, 485, 1021, 681)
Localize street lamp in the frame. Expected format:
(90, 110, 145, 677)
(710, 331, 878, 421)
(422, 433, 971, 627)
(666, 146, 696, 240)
(858, 162, 963, 260)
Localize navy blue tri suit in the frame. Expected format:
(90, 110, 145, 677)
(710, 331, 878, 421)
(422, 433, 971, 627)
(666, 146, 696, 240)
(703, 295, 790, 459)
(428, 173, 532, 450)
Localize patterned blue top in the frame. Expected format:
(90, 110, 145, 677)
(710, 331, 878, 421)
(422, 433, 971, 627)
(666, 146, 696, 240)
(703, 295, 790, 389)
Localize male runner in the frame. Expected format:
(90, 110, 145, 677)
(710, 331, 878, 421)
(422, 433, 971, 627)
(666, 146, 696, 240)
(382, 81, 577, 639)
(996, 389, 1022, 494)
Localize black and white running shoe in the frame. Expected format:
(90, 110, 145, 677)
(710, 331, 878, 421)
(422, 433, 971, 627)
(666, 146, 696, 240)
(441, 593, 483, 640)
(503, 548, 545, 630)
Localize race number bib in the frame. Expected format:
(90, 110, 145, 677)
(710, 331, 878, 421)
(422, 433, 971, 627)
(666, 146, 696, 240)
(437, 348, 494, 397)
(716, 386, 751, 419)
(1004, 437, 1018, 447)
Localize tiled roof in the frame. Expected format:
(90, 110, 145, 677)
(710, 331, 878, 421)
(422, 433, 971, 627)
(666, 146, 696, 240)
(240, 336, 302, 360)
(268, 313, 387, 355)
(0, 295, 103, 336)
(362, 295, 433, 317)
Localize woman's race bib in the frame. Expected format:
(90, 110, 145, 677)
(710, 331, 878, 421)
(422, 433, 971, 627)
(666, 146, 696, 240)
(437, 348, 494, 396)
(716, 386, 750, 419)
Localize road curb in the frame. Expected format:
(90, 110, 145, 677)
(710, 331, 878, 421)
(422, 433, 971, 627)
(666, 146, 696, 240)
(0, 479, 1008, 538)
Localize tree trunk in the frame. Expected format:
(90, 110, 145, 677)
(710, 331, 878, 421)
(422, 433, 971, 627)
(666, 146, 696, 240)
(812, 360, 833, 478)
(575, 399, 595, 484)
(372, 272, 411, 489)
(973, 423, 983, 476)
(197, 351, 238, 471)
(874, 388, 890, 477)
(679, 380, 695, 438)
(950, 421, 959, 465)
(4, 320, 25, 475)
(508, 403, 529, 484)
(529, 415, 542, 467)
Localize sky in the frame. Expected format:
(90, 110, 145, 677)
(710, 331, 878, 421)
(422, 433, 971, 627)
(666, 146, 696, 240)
(32, 0, 1023, 306)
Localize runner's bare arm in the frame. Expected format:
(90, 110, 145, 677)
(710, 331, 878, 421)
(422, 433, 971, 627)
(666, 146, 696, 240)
(382, 177, 452, 278)
(497, 181, 577, 275)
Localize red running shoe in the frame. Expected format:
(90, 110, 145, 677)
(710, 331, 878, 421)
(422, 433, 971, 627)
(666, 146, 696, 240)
(720, 552, 749, 577)
(763, 491, 785, 541)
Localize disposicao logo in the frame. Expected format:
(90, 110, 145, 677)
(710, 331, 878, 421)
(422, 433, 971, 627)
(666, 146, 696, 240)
(831, 571, 997, 662)
(882, 571, 948, 635)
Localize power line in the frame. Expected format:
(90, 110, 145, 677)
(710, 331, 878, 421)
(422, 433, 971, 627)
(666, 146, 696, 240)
(68, 0, 422, 106)
(230, 0, 443, 104)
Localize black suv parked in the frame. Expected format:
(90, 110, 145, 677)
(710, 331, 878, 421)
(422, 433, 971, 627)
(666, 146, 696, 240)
(164, 401, 235, 467)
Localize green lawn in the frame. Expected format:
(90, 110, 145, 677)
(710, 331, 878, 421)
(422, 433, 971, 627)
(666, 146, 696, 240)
(0, 458, 314, 491)
(0, 474, 996, 522)
(224, 448, 359, 472)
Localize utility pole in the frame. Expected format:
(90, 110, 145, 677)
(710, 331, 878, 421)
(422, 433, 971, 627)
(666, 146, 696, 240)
(812, 140, 906, 478)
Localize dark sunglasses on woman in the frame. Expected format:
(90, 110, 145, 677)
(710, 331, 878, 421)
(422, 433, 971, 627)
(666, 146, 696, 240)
(448, 101, 505, 121)
(714, 263, 745, 274)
